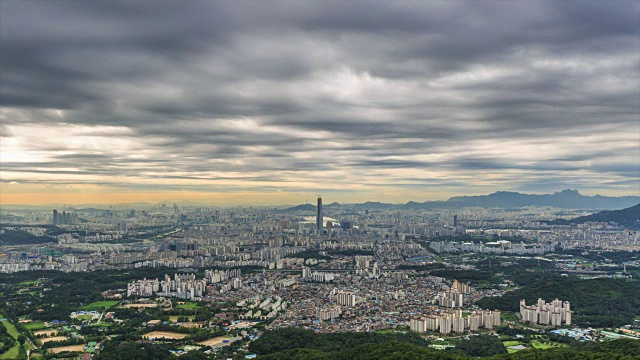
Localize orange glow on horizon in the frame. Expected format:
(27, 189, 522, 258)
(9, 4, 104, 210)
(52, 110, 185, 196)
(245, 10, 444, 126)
(0, 191, 308, 206)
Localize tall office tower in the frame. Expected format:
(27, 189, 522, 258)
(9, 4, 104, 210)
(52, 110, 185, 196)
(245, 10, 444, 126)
(52, 210, 58, 225)
(316, 196, 323, 232)
(453, 215, 458, 227)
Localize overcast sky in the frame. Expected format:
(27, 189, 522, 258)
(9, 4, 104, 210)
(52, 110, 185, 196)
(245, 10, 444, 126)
(1, 1, 639, 205)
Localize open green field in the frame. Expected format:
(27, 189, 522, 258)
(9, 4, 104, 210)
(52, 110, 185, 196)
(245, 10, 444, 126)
(503, 340, 526, 353)
(17, 289, 38, 296)
(500, 313, 518, 321)
(0, 314, 21, 359)
(84, 300, 120, 310)
(0, 345, 19, 360)
(531, 340, 553, 349)
(90, 322, 112, 327)
(0, 320, 19, 340)
(24, 322, 46, 330)
(77, 314, 95, 321)
(175, 302, 201, 309)
(18, 281, 39, 286)
(502, 341, 523, 347)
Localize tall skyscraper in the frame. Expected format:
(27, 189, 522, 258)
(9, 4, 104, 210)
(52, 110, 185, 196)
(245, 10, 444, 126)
(52, 210, 58, 225)
(453, 215, 458, 227)
(316, 196, 323, 232)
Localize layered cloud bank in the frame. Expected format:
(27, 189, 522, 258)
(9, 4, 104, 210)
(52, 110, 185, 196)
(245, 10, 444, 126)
(1, 2, 639, 204)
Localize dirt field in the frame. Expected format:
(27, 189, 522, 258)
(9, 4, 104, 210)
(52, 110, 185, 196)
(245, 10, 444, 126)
(142, 331, 187, 340)
(39, 336, 68, 344)
(34, 329, 58, 337)
(122, 303, 158, 308)
(48, 345, 85, 353)
(197, 336, 234, 346)
(228, 321, 254, 329)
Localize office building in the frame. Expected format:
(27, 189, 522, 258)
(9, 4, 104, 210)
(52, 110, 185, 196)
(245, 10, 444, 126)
(316, 196, 323, 232)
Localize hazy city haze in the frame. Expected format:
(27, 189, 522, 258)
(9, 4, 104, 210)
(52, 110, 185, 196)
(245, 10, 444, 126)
(1, 1, 639, 205)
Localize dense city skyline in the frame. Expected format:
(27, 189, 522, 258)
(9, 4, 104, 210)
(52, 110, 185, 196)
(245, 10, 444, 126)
(1, 1, 639, 205)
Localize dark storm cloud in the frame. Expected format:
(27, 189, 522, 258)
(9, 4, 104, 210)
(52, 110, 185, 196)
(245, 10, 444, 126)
(1, 1, 639, 199)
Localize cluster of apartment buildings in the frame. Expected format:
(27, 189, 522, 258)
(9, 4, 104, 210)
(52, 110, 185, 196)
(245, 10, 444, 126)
(437, 279, 471, 308)
(127, 278, 159, 297)
(335, 290, 357, 307)
(204, 269, 242, 283)
(410, 309, 501, 334)
(430, 241, 554, 255)
(301, 267, 336, 282)
(238, 296, 287, 320)
(354, 255, 382, 278)
(520, 298, 572, 326)
(157, 273, 207, 299)
(316, 306, 342, 321)
(127, 269, 246, 299)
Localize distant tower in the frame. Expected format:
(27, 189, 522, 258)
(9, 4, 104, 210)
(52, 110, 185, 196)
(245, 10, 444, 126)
(316, 196, 323, 232)
(52, 210, 58, 225)
(453, 215, 458, 227)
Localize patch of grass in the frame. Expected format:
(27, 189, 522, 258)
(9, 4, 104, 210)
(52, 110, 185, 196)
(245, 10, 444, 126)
(77, 315, 95, 321)
(89, 322, 112, 327)
(175, 302, 201, 309)
(0, 315, 21, 359)
(0, 344, 20, 359)
(83, 300, 120, 310)
(0, 321, 20, 339)
(18, 281, 39, 286)
(24, 322, 46, 330)
(503, 341, 523, 347)
(531, 340, 552, 349)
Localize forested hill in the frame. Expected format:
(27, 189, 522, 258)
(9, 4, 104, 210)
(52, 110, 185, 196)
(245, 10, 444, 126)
(245, 328, 640, 360)
(476, 278, 640, 328)
(548, 203, 640, 228)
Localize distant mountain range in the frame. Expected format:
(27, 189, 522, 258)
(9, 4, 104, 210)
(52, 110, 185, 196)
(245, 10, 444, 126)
(548, 203, 640, 227)
(282, 189, 640, 212)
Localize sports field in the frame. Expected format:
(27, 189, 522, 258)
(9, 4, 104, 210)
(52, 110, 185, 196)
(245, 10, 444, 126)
(40, 336, 68, 344)
(84, 300, 120, 310)
(24, 322, 46, 330)
(198, 336, 235, 347)
(34, 329, 58, 337)
(49, 345, 86, 353)
(174, 302, 201, 309)
(142, 331, 187, 340)
(122, 303, 157, 308)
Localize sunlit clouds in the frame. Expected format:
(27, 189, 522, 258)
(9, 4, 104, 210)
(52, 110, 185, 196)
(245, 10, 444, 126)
(1, 1, 638, 205)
